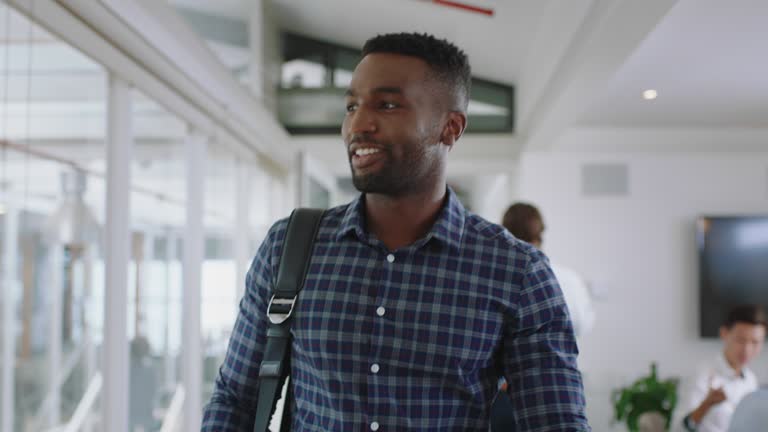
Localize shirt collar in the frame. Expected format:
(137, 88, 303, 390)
(336, 187, 466, 252)
(716, 351, 747, 380)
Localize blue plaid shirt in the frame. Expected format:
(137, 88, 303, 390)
(202, 189, 589, 431)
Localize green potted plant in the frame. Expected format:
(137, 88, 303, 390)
(612, 363, 679, 431)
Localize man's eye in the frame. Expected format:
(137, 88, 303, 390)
(381, 102, 397, 110)
(346, 103, 357, 113)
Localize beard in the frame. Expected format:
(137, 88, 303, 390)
(349, 144, 438, 197)
(350, 150, 412, 196)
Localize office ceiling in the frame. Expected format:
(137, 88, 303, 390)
(579, 0, 768, 128)
(173, 0, 768, 133)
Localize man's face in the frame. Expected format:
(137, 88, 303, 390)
(342, 53, 449, 196)
(720, 322, 766, 370)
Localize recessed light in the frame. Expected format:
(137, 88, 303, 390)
(642, 89, 658, 100)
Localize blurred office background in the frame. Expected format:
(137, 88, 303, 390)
(0, 0, 766, 431)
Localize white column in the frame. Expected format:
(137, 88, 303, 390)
(271, 176, 288, 221)
(164, 229, 178, 392)
(46, 246, 63, 428)
(138, 231, 155, 337)
(234, 159, 251, 304)
(82, 247, 96, 432)
(294, 152, 306, 207)
(248, 0, 265, 100)
(182, 129, 207, 431)
(103, 74, 133, 432)
(1, 205, 19, 432)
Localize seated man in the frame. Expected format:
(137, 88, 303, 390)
(677, 305, 766, 431)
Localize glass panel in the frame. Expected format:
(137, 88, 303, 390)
(466, 78, 514, 133)
(201, 153, 236, 405)
(333, 49, 360, 88)
(281, 34, 330, 89)
(126, 88, 188, 432)
(0, 3, 107, 431)
(276, 34, 515, 134)
(282, 55, 327, 89)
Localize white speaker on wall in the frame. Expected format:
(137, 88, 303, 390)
(581, 163, 629, 197)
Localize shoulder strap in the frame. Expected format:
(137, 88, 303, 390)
(253, 208, 324, 432)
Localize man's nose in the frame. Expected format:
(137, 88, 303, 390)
(347, 107, 377, 134)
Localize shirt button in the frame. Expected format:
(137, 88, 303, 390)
(371, 363, 380, 374)
(370, 422, 380, 431)
(386, 254, 395, 263)
(376, 306, 386, 317)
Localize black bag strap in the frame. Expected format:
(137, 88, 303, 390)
(253, 208, 324, 432)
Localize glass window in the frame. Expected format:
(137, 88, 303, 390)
(282, 56, 327, 89)
(0, 4, 107, 430)
(276, 33, 515, 134)
(332, 49, 360, 88)
(125, 87, 188, 431)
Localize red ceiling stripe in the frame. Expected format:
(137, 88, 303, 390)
(433, 0, 494, 16)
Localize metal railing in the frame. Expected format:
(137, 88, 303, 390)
(28, 343, 86, 432)
(61, 373, 102, 432)
(159, 385, 186, 432)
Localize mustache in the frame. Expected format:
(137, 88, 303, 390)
(348, 133, 382, 146)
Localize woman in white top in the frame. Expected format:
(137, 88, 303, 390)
(501, 202, 595, 336)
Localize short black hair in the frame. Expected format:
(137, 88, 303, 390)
(502, 202, 544, 245)
(724, 304, 768, 329)
(362, 32, 471, 112)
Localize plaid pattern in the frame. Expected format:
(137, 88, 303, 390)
(202, 189, 589, 431)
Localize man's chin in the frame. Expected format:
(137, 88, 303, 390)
(352, 174, 390, 194)
(351, 175, 376, 193)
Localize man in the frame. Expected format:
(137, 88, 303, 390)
(202, 32, 589, 431)
(677, 305, 766, 432)
(502, 202, 595, 337)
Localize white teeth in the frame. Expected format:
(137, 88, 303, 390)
(355, 148, 381, 156)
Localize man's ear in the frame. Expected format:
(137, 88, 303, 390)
(441, 111, 467, 150)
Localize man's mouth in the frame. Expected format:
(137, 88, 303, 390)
(351, 147, 385, 170)
(354, 147, 381, 157)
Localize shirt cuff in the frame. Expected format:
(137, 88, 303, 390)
(683, 414, 698, 431)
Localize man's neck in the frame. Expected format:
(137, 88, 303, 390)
(723, 350, 745, 377)
(364, 185, 447, 251)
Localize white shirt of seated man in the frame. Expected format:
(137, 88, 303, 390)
(675, 321, 765, 432)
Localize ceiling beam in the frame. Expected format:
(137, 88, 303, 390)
(549, 126, 768, 154)
(174, 7, 249, 47)
(521, 0, 679, 152)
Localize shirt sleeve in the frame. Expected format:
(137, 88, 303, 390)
(672, 366, 711, 431)
(502, 249, 590, 431)
(201, 223, 280, 431)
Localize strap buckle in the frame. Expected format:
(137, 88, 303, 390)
(267, 294, 297, 324)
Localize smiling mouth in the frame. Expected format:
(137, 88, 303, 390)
(351, 147, 385, 170)
(354, 147, 381, 157)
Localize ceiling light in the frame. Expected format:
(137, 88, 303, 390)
(642, 89, 658, 100)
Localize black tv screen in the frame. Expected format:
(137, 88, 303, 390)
(698, 216, 768, 337)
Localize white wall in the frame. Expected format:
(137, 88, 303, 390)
(515, 142, 768, 430)
(465, 173, 510, 223)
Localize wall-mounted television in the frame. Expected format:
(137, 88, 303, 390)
(697, 216, 768, 337)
